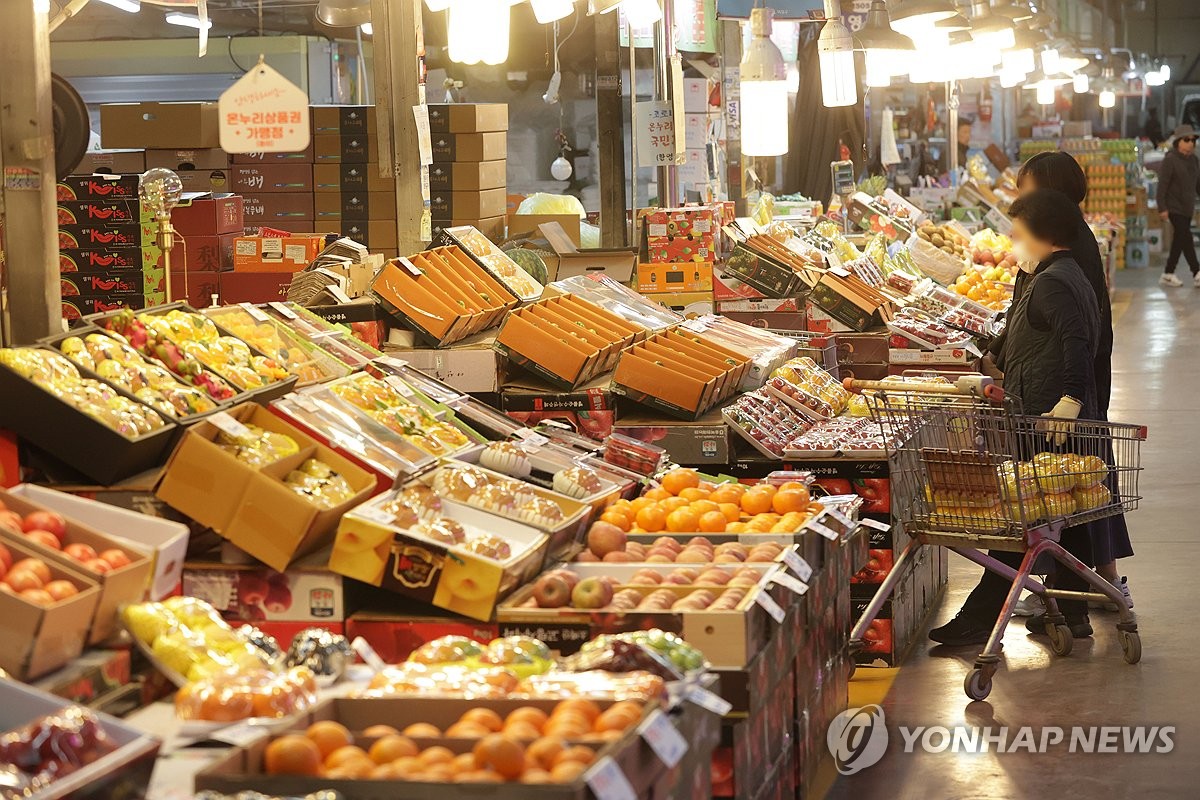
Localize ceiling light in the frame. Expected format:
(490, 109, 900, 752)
(966, 0, 1014, 49)
(740, 8, 790, 155)
(1035, 82, 1055, 104)
(1040, 47, 1060, 73)
(426, 0, 451, 10)
(1073, 73, 1089, 93)
(96, 0, 140, 12)
(990, 0, 1032, 22)
(1099, 88, 1115, 108)
(448, 0, 511, 65)
(618, 0, 661, 27)
(165, 12, 211, 29)
(1160, 62, 1171, 81)
(889, 0, 957, 36)
(360, 21, 372, 34)
(1146, 68, 1164, 86)
(531, 0, 575, 23)
(315, 0, 370, 26)
(999, 68, 1024, 88)
(818, 4, 857, 108)
(856, 0, 915, 87)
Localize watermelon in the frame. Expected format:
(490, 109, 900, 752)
(504, 247, 549, 285)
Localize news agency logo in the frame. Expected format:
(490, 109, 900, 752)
(827, 705, 889, 775)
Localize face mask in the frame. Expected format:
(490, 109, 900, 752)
(1012, 241, 1040, 273)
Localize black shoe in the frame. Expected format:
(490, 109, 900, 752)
(1026, 614, 1093, 638)
(929, 613, 991, 646)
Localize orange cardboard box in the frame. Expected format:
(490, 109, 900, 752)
(233, 234, 326, 272)
(613, 329, 752, 419)
(637, 261, 714, 294)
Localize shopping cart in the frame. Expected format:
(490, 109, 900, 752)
(844, 375, 1146, 701)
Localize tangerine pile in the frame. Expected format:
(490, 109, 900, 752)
(264, 700, 639, 784)
(597, 469, 822, 534)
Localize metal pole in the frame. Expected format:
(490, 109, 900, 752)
(0, 0, 60, 344)
(947, 81, 960, 183)
(596, 7, 627, 248)
(654, 0, 677, 206)
(629, 22, 639, 244)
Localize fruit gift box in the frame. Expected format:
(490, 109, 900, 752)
(612, 329, 752, 420)
(437, 224, 545, 302)
(0, 533, 101, 680)
(467, 441, 631, 514)
(0, 489, 153, 645)
(157, 402, 376, 572)
(259, 301, 383, 368)
(202, 304, 356, 386)
(0, 346, 178, 485)
(328, 484, 551, 622)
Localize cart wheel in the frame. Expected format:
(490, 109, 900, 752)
(964, 668, 992, 701)
(1048, 624, 1074, 657)
(1119, 630, 1142, 664)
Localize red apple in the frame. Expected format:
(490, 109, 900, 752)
(532, 574, 571, 608)
(19, 589, 54, 606)
(5, 570, 43, 593)
(264, 584, 293, 614)
(99, 549, 131, 569)
(43, 580, 79, 601)
(10, 558, 49, 584)
(571, 576, 614, 609)
(63, 543, 98, 563)
(586, 521, 627, 559)
(22, 511, 66, 542)
(25, 531, 61, 551)
(83, 559, 113, 575)
(237, 573, 270, 606)
(542, 568, 580, 592)
(0, 542, 10, 572)
(0, 511, 22, 534)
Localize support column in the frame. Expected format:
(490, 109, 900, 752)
(596, 8, 628, 247)
(0, 0, 59, 344)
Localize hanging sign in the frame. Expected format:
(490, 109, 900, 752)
(219, 61, 312, 154)
(636, 101, 679, 167)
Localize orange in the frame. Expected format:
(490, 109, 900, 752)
(709, 483, 747, 504)
(325, 745, 370, 770)
(772, 488, 811, 514)
(643, 487, 671, 501)
(264, 735, 322, 776)
(522, 768, 555, 783)
(660, 496, 690, 512)
(502, 720, 543, 741)
(363, 724, 400, 737)
(756, 483, 778, 497)
(594, 707, 639, 733)
(552, 745, 597, 768)
(697, 511, 728, 533)
(527, 736, 566, 769)
(459, 707, 504, 732)
(419, 746, 456, 766)
(740, 489, 773, 515)
(718, 502, 742, 523)
(445, 721, 491, 738)
(660, 468, 700, 496)
(677, 487, 709, 503)
(635, 505, 667, 533)
(599, 510, 631, 531)
(403, 722, 443, 738)
(451, 752, 478, 774)
(554, 699, 602, 722)
(778, 480, 807, 492)
(391, 756, 424, 776)
(305, 720, 353, 759)
(689, 499, 720, 516)
(422, 764, 455, 781)
(551, 761, 588, 782)
(455, 769, 504, 783)
(506, 706, 550, 731)
(665, 507, 699, 533)
(369, 735, 419, 764)
(726, 522, 747, 533)
(472, 734, 526, 780)
(629, 497, 654, 515)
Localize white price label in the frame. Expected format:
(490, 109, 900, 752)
(386, 376, 416, 398)
(860, 517, 891, 531)
(755, 590, 786, 622)
(218, 62, 311, 154)
(211, 721, 269, 747)
(268, 301, 298, 319)
(350, 636, 387, 673)
(239, 302, 270, 322)
(771, 572, 809, 595)
(586, 756, 638, 800)
(783, 550, 814, 582)
(686, 685, 733, 716)
(208, 412, 252, 440)
(355, 504, 395, 526)
(810, 521, 839, 540)
(398, 256, 422, 277)
(827, 509, 853, 527)
(637, 710, 688, 768)
(379, 355, 409, 370)
(515, 429, 550, 447)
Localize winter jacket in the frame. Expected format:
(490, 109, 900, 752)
(1156, 148, 1200, 217)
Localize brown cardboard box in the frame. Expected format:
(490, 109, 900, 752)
(100, 102, 220, 149)
(613, 329, 752, 419)
(156, 403, 375, 571)
(430, 132, 507, 162)
(508, 213, 581, 246)
(241, 193, 316, 224)
(247, 219, 316, 235)
(144, 148, 230, 171)
(182, 552, 349, 624)
(637, 261, 714, 293)
(172, 194, 245, 236)
(175, 169, 232, 193)
(426, 103, 508, 133)
(78, 150, 145, 174)
(169, 232, 238, 272)
(427, 160, 507, 192)
(313, 134, 378, 164)
(219, 271, 292, 304)
(231, 142, 316, 164)
(314, 192, 398, 221)
(0, 534, 100, 680)
(316, 219, 398, 251)
(310, 105, 375, 135)
(537, 221, 636, 282)
(171, 270, 220, 308)
(231, 164, 314, 193)
(429, 188, 506, 220)
(0, 489, 152, 645)
(430, 216, 505, 242)
(313, 163, 394, 193)
(232, 234, 326, 272)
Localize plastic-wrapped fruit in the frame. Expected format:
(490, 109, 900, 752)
(1072, 483, 1112, 511)
(284, 459, 355, 509)
(0, 706, 116, 788)
(408, 635, 484, 665)
(175, 667, 318, 722)
(1071, 454, 1108, 489)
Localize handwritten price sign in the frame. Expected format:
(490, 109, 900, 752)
(219, 62, 311, 154)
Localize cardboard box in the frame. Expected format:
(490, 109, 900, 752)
(219, 271, 293, 304)
(0, 489, 152, 644)
(637, 261, 714, 293)
(241, 193, 316, 224)
(144, 148, 230, 171)
(430, 216, 505, 243)
(722, 243, 803, 298)
(385, 337, 505, 394)
(100, 102, 220, 149)
(887, 347, 973, 365)
(647, 290, 715, 316)
(156, 403, 375, 571)
(58, 246, 144, 273)
(310, 105, 375, 135)
(834, 331, 890, 364)
(428, 160, 507, 192)
(78, 150, 145, 174)
(429, 188, 507, 220)
(612, 329, 751, 419)
(56, 174, 140, 201)
(804, 300, 856, 334)
(644, 234, 716, 264)
(614, 410, 732, 465)
(313, 163, 395, 193)
(536, 221, 636, 282)
(171, 270, 221, 308)
(172, 194, 245, 236)
(0, 533, 101, 679)
(169, 232, 238, 272)
(427, 103, 508, 133)
(315, 191, 398, 221)
(501, 373, 616, 441)
(430, 132, 507, 162)
(508, 214, 579, 247)
(175, 168, 232, 193)
(231, 164, 314, 193)
(682, 77, 713, 113)
(57, 198, 148, 226)
(62, 296, 147, 320)
(233, 234, 326, 272)
(61, 270, 144, 298)
(433, 225, 543, 301)
(334, 219, 399, 251)
(314, 133, 378, 164)
(231, 141, 316, 164)
(346, 609, 498, 663)
(182, 554, 348, 624)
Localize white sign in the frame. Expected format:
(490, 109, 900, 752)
(219, 62, 312, 154)
(636, 101, 679, 168)
(586, 756, 638, 800)
(638, 710, 688, 767)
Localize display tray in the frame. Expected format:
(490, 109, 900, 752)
(0, 348, 178, 485)
(202, 304, 357, 386)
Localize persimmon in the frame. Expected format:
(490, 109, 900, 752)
(305, 720, 353, 759)
(472, 734, 526, 780)
(264, 735, 322, 776)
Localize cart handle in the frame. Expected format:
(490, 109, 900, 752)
(843, 375, 1004, 402)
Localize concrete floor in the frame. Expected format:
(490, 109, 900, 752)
(829, 266, 1200, 798)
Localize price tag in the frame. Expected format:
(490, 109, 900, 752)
(681, 318, 710, 333)
(208, 412, 252, 440)
(827, 509, 853, 527)
(686, 685, 733, 716)
(351, 636, 388, 673)
(379, 355, 409, 370)
(292, 394, 318, 412)
(755, 590, 786, 622)
(637, 710, 688, 768)
(355, 504, 395, 526)
(783, 550, 814, 582)
(859, 517, 891, 531)
(398, 256, 422, 277)
(268, 301, 298, 319)
(211, 721, 269, 747)
(218, 61, 311, 153)
(771, 572, 809, 595)
(585, 756, 638, 800)
(809, 521, 839, 540)
(515, 429, 550, 448)
(386, 376, 416, 398)
(239, 302, 270, 322)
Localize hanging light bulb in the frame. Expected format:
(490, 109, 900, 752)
(531, 0, 575, 24)
(96, 0, 141, 12)
(1099, 88, 1116, 108)
(620, 0, 661, 27)
(888, 0, 957, 36)
(1160, 62, 1171, 81)
(999, 68, 1025, 88)
(1035, 82, 1055, 105)
(818, 3, 857, 108)
(966, 0, 1014, 50)
(448, 0, 510, 65)
(740, 8, 789, 156)
(1041, 47, 1060, 74)
(1002, 46, 1035, 75)
(1073, 72, 1089, 93)
(1146, 66, 1165, 87)
(551, 156, 573, 181)
(856, 0, 915, 88)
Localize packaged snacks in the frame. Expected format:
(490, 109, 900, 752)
(215, 423, 301, 467)
(328, 372, 474, 457)
(724, 391, 813, 457)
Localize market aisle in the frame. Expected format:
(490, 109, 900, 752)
(828, 266, 1200, 798)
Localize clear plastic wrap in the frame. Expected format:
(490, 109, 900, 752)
(203, 306, 353, 385)
(175, 667, 318, 722)
(550, 275, 680, 332)
(0, 706, 116, 797)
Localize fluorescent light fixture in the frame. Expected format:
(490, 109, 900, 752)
(165, 12, 212, 29)
(96, 0, 141, 12)
(448, 0, 510, 64)
(360, 21, 372, 34)
(1099, 89, 1115, 108)
(740, 8, 790, 155)
(620, 0, 661, 27)
(819, 15, 858, 107)
(531, 0, 575, 23)
(1073, 73, 1089, 93)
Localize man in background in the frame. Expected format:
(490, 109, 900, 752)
(1158, 125, 1200, 287)
(956, 118, 973, 169)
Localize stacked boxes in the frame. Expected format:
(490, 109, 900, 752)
(639, 207, 719, 312)
(169, 194, 245, 308)
(427, 103, 508, 240)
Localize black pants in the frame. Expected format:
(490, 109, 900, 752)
(1164, 212, 1199, 274)
(961, 525, 1094, 622)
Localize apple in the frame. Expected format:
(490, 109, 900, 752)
(264, 584, 293, 614)
(99, 549, 131, 569)
(0, 542, 10, 572)
(543, 569, 580, 592)
(63, 543, 98, 563)
(714, 553, 744, 564)
(573, 550, 599, 562)
(25, 531, 61, 551)
(602, 550, 632, 563)
(610, 589, 641, 610)
(83, 559, 113, 575)
(631, 568, 663, 584)
(652, 537, 682, 552)
(19, 588, 54, 606)
(675, 549, 711, 564)
(43, 580, 79, 601)
(237, 573, 270, 606)
(645, 554, 674, 564)
(625, 542, 647, 559)
(5, 570, 43, 593)
(532, 574, 572, 608)
(11, 559, 49, 584)
(586, 522, 627, 559)
(687, 537, 713, 549)
(0, 511, 23, 534)
(571, 577, 613, 609)
(22, 511, 66, 541)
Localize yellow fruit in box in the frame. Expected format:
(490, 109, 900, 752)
(1073, 483, 1112, 511)
(1042, 491, 1077, 518)
(152, 633, 200, 676)
(122, 602, 172, 645)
